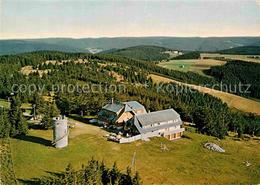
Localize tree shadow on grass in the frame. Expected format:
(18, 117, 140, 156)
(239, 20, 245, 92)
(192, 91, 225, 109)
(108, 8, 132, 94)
(18, 171, 63, 185)
(15, 135, 52, 146)
(18, 178, 41, 185)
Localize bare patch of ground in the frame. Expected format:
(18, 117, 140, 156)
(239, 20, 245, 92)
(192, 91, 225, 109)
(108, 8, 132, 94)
(20, 66, 50, 77)
(68, 120, 107, 139)
(108, 71, 124, 82)
(45, 59, 88, 65)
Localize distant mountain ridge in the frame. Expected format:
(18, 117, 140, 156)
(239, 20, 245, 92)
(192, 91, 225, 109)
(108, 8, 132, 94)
(219, 46, 260, 55)
(1, 37, 260, 55)
(0, 40, 87, 55)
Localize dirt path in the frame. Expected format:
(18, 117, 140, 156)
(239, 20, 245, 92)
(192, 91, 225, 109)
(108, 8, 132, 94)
(149, 74, 260, 115)
(68, 119, 107, 139)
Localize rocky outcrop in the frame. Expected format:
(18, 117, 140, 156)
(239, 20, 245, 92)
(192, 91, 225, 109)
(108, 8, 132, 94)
(204, 142, 225, 153)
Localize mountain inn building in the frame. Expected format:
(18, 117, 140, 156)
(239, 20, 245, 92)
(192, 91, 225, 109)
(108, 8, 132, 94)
(98, 101, 184, 142)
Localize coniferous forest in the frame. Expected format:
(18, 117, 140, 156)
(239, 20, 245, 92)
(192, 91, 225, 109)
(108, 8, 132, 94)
(108, 45, 171, 61)
(206, 60, 260, 99)
(0, 51, 259, 140)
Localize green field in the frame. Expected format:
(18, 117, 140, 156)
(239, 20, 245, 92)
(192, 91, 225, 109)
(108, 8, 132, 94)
(158, 59, 226, 75)
(10, 121, 260, 185)
(0, 99, 32, 111)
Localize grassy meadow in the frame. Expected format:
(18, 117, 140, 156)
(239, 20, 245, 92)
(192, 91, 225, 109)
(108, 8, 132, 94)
(158, 59, 226, 75)
(0, 99, 10, 109)
(0, 99, 32, 110)
(10, 121, 260, 185)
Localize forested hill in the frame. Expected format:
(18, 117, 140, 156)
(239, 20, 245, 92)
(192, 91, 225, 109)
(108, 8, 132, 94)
(1, 36, 260, 55)
(107, 45, 171, 61)
(206, 61, 260, 99)
(0, 40, 88, 55)
(218, 46, 260, 55)
(0, 51, 259, 139)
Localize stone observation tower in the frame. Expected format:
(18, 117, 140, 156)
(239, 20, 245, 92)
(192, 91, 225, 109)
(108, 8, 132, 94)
(52, 115, 68, 148)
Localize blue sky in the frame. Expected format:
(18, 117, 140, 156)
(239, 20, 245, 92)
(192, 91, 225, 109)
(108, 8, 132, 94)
(1, 0, 260, 39)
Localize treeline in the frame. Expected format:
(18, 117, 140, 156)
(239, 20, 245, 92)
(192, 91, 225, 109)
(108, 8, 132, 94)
(172, 51, 200, 60)
(206, 61, 260, 99)
(26, 159, 141, 185)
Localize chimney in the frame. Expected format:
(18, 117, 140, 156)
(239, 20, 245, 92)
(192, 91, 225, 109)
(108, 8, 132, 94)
(111, 98, 114, 104)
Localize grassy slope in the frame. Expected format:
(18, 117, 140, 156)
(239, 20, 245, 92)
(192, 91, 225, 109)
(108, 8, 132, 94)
(0, 99, 10, 109)
(10, 121, 260, 185)
(158, 59, 226, 76)
(149, 74, 260, 115)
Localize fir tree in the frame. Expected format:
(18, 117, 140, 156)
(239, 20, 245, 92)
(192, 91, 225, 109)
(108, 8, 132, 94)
(9, 96, 27, 137)
(0, 110, 11, 138)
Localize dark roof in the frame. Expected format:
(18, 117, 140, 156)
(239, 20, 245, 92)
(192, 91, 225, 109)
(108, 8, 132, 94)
(102, 101, 146, 114)
(98, 110, 117, 122)
(136, 109, 180, 126)
(102, 103, 124, 114)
